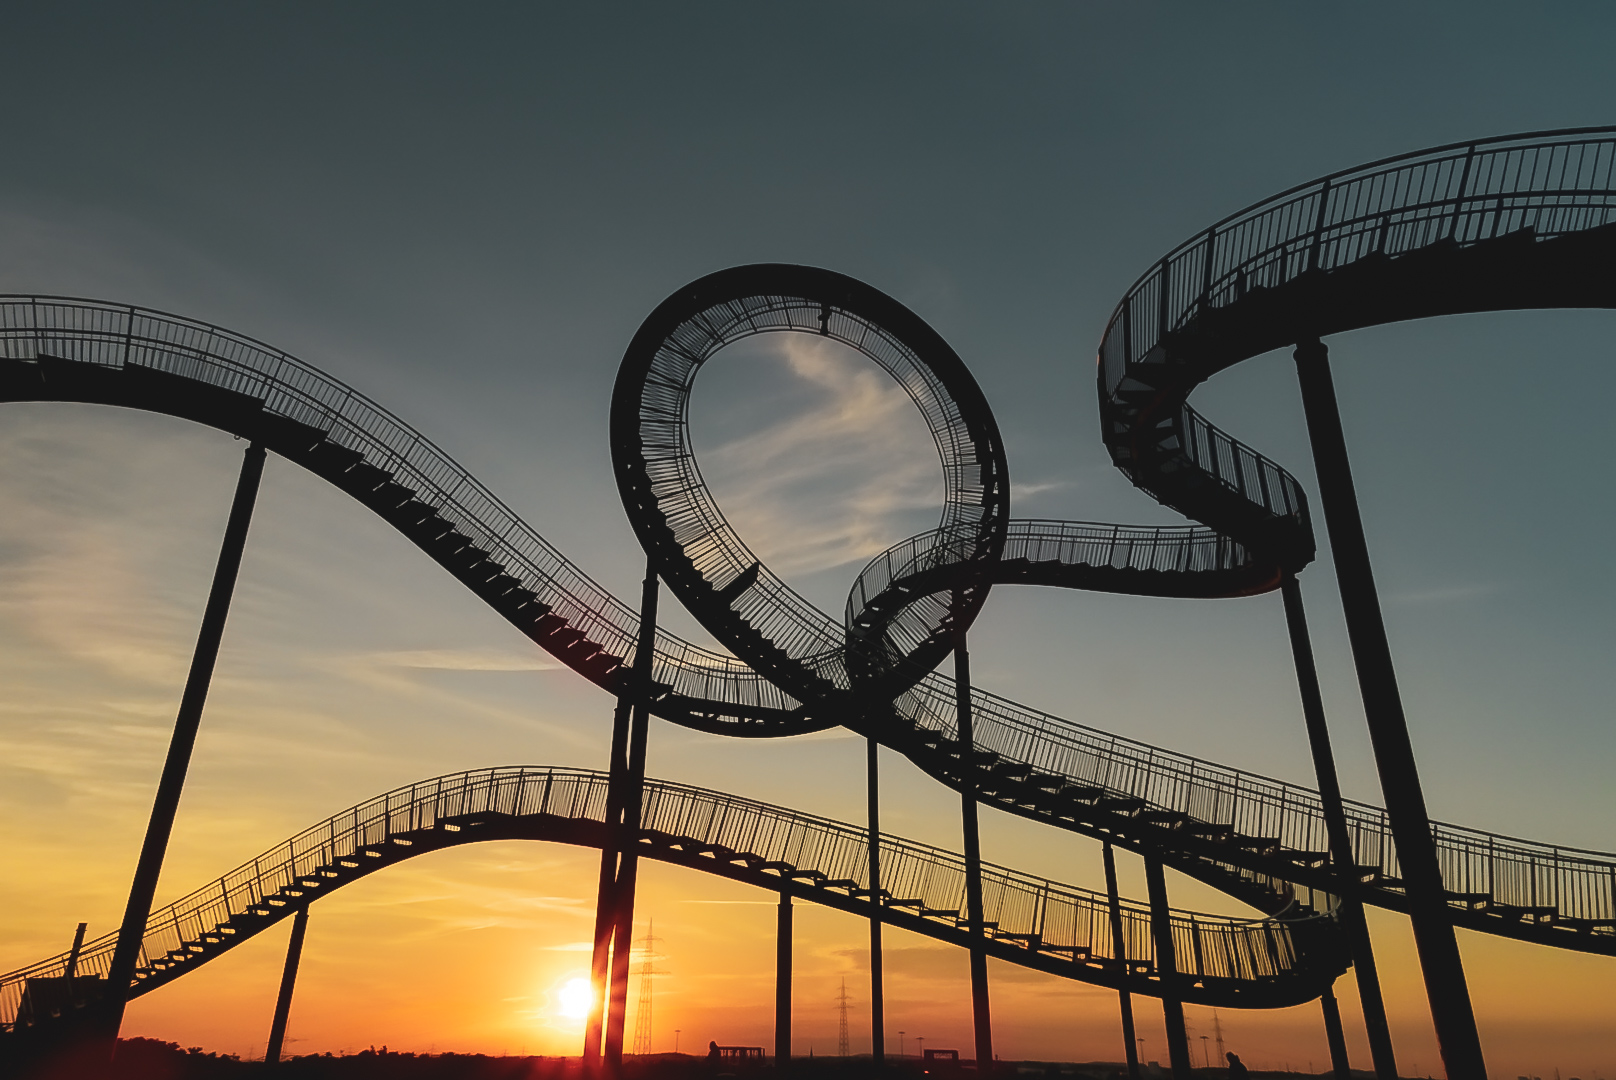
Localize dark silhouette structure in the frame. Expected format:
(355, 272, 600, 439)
(2, 126, 1615, 1080)
(0, 764, 1349, 1057)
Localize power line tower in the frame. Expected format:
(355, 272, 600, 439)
(631, 919, 662, 1057)
(836, 977, 852, 1057)
(1212, 1010, 1225, 1062)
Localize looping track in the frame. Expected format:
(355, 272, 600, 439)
(0, 766, 1345, 1034)
(1, 126, 1614, 1036)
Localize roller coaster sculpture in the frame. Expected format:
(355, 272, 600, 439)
(3, 127, 1616, 1080)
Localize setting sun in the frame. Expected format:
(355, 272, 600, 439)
(557, 977, 592, 1021)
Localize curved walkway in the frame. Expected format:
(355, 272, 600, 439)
(0, 228, 1611, 952)
(0, 765, 1345, 1038)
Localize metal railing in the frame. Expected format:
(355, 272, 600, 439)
(1101, 128, 1616, 397)
(892, 669, 1615, 933)
(0, 299, 794, 719)
(4, 288, 1609, 957)
(0, 767, 1318, 1030)
(1099, 129, 1616, 536)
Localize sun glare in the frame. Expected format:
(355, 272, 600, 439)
(557, 977, 592, 1020)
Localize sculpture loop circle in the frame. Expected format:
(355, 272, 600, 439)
(611, 264, 1009, 718)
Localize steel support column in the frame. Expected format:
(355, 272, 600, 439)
(103, 443, 267, 1045)
(584, 695, 632, 1070)
(1102, 844, 1141, 1080)
(265, 905, 310, 1066)
(1320, 983, 1352, 1080)
(776, 892, 792, 1071)
(1143, 857, 1192, 1080)
(954, 632, 993, 1074)
(1293, 338, 1487, 1079)
(1280, 572, 1398, 1080)
(867, 736, 885, 1068)
(603, 565, 660, 1074)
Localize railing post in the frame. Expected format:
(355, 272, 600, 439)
(867, 736, 885, 1068)
(1143, 857, 1192, 1080)
(1292, 338, 1488, 1079)
(1280, 572, 1397, 1079)
(1308, 179, 1334, 272)
(1102, 844, 1141, 1080)
(954, 628, 993, 1074)
(264, 905, 310, 1065)
(102, 443, 267, 1051)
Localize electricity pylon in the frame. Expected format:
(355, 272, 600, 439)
(836, 977, 852, 1057)
(631, 919, 661, 1057)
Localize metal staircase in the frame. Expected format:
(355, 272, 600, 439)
(1, 285, 1611, 956)
(0, 765, 1346, 1043)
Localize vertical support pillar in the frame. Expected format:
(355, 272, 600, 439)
(584, 694, 633, 1070)
(64, 922, 88, 982)
(1281, 572, 1398, 1080)
(104, 443, 267, 1043)
(1102, 845, 1141, 1080)
(1320, 983, 1352, 1080)
(265, 905, 310, 1065)
(776, 892, 792, 1070)
(1143, 856, 1192, 1080)
(1293, 338, 1487, 1079)
(867, 736, 885, 1068)
(954, 632, 993, 1074)
(603, 564, 660, 1074)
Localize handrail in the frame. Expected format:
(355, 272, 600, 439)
(3, 278, 1612, 962)
(0, 767, 1333, 1030)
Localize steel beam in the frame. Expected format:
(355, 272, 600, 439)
(954, 632, 993, 1074)
(1293, 338, 1487, 1079)
(1143, 856, 1192, 1080)
(867, 736, 885, 1067)
(1102, 844, 1142, 1080)
(603, 566, 660, 1073)
(103, 443, 267, 1046)
(776, 892, 792, 1070)
(1280, 572, 1398, 1079)
(584, 695, 632, 1070)
(1320, 983, 1351, 1080)
(265, 905, 310, 1065)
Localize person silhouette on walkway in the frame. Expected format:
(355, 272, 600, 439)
(1225, 1051, 1249, 1079)
(708, 1040, 720, 1061)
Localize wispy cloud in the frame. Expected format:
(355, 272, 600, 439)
(1389, 582, 1502, 605)
(694, 335, 945, 579)
(360, 648, 561, 671)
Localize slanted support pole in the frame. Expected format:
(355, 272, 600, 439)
(603, 564, 660, 1075)
(954, 630, 993, 1074)
(584, 695, 632, 1070)
(1280, 571, 1398, 1080)
(1143, 856, 1192, 1080)
(265, 905, 310, 1065)
(867, 736, 885, 1068)
(1292, 338, 1487, 1079)
(776, 892, 792, 1071)
(1102, 845, 1141, 1080)
(104, 443, 267, 1045)
(1320, 983, 1352, 1080)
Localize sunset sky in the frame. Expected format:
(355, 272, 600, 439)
(3, 5, 1615, 1077)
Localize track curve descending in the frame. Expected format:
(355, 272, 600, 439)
(1, 127, 1613, 974)
(0, 267, 1611, 956)
(0, 765, 1346, 1037)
